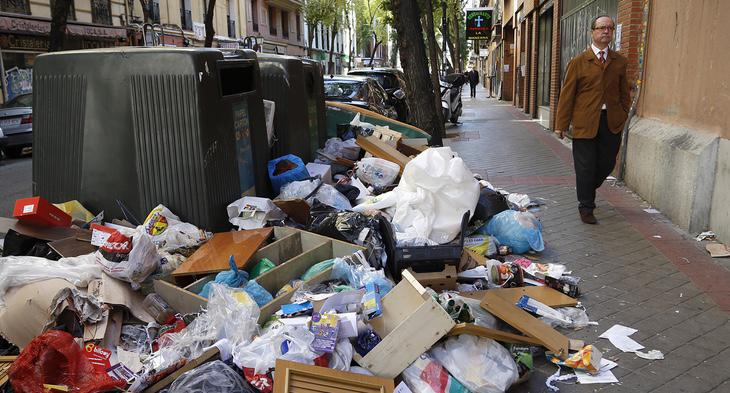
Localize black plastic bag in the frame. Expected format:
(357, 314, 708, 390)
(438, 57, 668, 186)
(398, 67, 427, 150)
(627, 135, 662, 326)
(473, 188, 510, 222)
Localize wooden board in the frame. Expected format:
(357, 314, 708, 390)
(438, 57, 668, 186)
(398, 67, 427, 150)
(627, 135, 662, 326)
(172, 228, 273, 278)
(274, 359, 394, 393)
(154, 279, 208, 315)
(480, 291, 570, 359)
(143, 348, 220, 393)
(354, 270, 455, 378)
(256, 240, 331, 294)
(492, 286, 579, 308)
(356, 135, 411, 173)
(396, 139, 428, 157)
(0, 356, 16, 387)
(48, 237, 96, 258)
(447, 323, 543, 346)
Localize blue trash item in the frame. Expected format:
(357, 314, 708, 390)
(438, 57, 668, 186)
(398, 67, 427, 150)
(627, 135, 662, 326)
(268, 154, 310, 194)
(483, 210, 545, 254)
(244, 279, 274, 307)
(199, 256, 249, 298)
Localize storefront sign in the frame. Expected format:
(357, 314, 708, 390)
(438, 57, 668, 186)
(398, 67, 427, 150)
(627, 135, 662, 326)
(193, 22, 205, 40)
(0, 34, 49, 50)
(0, 16, 50, 35)
(67, 24, 126, 39)
(219, 42, 239, 49)
(465, 8, 493, 40)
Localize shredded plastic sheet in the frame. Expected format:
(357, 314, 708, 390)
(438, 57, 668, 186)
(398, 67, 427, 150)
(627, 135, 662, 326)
(168, 360, 256, 393)
(232, 325, 319, 374)
(0, 253, 101, 308)
(545, 366, 577, 392)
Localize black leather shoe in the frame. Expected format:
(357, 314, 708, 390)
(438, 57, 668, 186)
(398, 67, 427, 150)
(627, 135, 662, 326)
(580, 210, 598, 224)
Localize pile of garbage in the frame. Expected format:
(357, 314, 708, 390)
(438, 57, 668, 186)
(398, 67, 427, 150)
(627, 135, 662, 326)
(0, 117, 659, 393)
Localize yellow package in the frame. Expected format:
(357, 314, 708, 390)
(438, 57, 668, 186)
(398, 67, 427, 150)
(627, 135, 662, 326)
(556, 344, 603, 374)
(53, 200, 95, 223)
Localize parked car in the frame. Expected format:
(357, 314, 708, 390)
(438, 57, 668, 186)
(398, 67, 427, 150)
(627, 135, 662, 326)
(324, 75, 398, 119)
(0, 93, 32, 157)
(348, 68, 410, 123)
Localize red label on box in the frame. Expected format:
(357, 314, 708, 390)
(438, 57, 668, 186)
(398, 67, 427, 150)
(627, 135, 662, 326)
(83, 343, 112, 372)
(12, 196, 72, 227)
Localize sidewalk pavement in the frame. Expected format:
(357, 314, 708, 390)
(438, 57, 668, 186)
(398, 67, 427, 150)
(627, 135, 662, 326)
(445, 88, 730, 393)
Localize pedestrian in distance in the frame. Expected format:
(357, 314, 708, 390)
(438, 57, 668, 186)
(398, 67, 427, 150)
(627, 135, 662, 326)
(555, 15, 630, 225)
(468, 68, 480, 98)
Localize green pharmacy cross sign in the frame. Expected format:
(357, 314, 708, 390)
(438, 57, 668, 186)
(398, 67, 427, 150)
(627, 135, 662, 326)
(465, 8, 493, 40)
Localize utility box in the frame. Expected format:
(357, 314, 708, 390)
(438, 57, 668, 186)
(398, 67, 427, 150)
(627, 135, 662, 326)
(32, 47, 265, 231)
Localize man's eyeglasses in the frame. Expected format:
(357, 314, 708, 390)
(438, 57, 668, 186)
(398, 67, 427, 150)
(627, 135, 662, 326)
(593, 25, 615, 31)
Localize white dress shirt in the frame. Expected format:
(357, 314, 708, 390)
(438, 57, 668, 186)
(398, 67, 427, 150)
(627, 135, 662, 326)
(591, 43, 608, 110)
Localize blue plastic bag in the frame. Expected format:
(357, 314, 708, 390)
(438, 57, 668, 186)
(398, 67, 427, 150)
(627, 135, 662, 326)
(199, 256, 249, 298)
(244, 280, 274, 307)
(483, 210, 545, 254)
(268, 154, 310, 194)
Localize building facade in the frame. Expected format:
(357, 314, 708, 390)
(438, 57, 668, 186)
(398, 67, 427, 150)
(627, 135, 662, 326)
(482, 0, 730, 244)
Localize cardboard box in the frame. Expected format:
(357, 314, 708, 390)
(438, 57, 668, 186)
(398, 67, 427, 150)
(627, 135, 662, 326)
(13, 196, 72, 227)
(306, 162, 333, 184)
(406, 265, 457, 291)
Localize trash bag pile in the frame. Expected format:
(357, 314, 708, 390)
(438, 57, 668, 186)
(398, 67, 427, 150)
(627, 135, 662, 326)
(0, 116, 624, 393)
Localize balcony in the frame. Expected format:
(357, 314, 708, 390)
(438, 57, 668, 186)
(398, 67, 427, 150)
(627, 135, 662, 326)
(227, 17, 236, 38)
(180, 9, 192, 30)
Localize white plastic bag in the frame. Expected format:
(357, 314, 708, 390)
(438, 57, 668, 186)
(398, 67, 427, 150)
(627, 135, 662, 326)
(94, 231, 160, 290)
(330, 339, 354, 371)
(356, 157, 400, 187)
(232, 325, 318, 374)
(277, 179, 352, 211)
(354, 147, 479, 244)
(403, 353, 470, 393)
(0, 253, 101, 308)
(168, 360, 254, 393)
(431, 335, 519, 393)
(141, 204, 208, 251)
(227, 196, 286, 230)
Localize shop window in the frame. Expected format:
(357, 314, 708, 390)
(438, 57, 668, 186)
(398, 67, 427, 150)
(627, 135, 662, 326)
(0, 0, 30, 14)
(91, 0, 112, 25)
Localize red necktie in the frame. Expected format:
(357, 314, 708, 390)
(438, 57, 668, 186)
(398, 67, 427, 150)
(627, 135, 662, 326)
(599, 51, 606, 63)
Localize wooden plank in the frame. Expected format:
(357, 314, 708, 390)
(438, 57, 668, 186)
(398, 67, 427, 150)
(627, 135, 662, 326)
(258, 266, 336, 324)
(254, 232, 302, 266)
(480, 292, 570, 359)
(356, 135, 411, 173)
(354, 295, 455, 378)
(143, 348, 219, 393)
(396, 139, 428, 157)
(447, 323, 543, 345)
(153, 279, 208, 315)
(368, 270, 428, 338)
(274, 359, 394, 393)
(325, 100, 429, 137)
(172, 228, 273, 278)
(491, 286, 579, 308)
(255, 240, 331, 294)
(48, 237, 96, 258)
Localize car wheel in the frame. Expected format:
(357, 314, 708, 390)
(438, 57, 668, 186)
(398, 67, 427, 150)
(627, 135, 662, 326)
(4, 146, 25, 158)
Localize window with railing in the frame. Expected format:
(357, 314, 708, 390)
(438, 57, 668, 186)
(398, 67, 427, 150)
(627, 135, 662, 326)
(295, 12, 301, 41)
(180, 0, 192, 30)
(268, 6, 276, 35)
(228, 16, 236, 38)
(50, 0, 76, 20)
(251, 0, 258, 31)
(91, 0, 112, 25)
(0, 0, 30, 14)
(151, 0, 161, 23)
(281, 10, 289, 39)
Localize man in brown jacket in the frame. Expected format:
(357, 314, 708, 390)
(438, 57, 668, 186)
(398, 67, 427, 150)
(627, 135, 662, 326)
(555, 15, 631, 224)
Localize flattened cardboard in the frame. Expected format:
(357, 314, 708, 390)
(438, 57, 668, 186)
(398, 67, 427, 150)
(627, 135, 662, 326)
(88, 274, 155, 324)
(172, 228, 274, 278)
(273, 199, 311, 225)
(48, 237, 97, 258)
(274, 359, 395, 393)
(448, 323, 542, 345)
(0, 279, 74, 348)
(707, 243, 730, 258)
(356, 135, 411, 173)
(481, 291, 570, 359)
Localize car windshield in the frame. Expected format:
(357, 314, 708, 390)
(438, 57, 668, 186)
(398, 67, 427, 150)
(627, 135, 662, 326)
(3, 94, 32, 108)
(324, 81, 364, 100)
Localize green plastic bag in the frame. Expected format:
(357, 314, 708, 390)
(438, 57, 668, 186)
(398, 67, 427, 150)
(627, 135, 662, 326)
(250, 258, 276, 279)
(300, 259, 335, 281)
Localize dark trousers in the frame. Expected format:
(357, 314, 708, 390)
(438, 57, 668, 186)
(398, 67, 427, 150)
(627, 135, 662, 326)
(470, 84, 477, 97)
(572, 111, 622, 212)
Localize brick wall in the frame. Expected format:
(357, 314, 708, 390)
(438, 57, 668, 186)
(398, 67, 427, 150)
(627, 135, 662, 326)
(529, 11, 539, 116)
(548, 0, 561, 130)
(617, 0, 644, 85)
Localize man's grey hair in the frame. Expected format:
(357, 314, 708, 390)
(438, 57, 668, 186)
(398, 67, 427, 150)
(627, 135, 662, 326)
(591, 15, 615, 29)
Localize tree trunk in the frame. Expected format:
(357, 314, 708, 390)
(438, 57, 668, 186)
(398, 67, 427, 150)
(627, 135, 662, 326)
(422, 0, 445, 132)
(328, 20, 338, 74)
(49, 0, 73, 52)
(389, 0, 444, 144)
(453, 11, 461, 72)
(369, 39, 381, 69)
(204, 0, 217, 47)
(307, 24, 315, 57)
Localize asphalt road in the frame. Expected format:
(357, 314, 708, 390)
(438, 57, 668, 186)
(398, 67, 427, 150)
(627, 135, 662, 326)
(0, 152, 32, 217)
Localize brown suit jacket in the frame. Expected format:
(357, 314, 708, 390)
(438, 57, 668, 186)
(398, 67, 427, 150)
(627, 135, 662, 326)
(556, 47, 631, 139)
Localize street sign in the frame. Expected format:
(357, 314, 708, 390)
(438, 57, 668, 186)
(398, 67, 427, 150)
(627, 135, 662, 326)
(465, 8, 493, 40)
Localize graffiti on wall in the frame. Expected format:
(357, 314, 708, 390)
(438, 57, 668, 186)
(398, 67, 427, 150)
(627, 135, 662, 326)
(4, 66, 32, 101)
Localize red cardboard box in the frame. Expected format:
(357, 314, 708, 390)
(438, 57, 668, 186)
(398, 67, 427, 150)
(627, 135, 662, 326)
(13, 196, 72, 227)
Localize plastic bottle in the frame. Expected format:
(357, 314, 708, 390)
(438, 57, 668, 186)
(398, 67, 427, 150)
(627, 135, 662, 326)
(142, 293, 175, 324)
